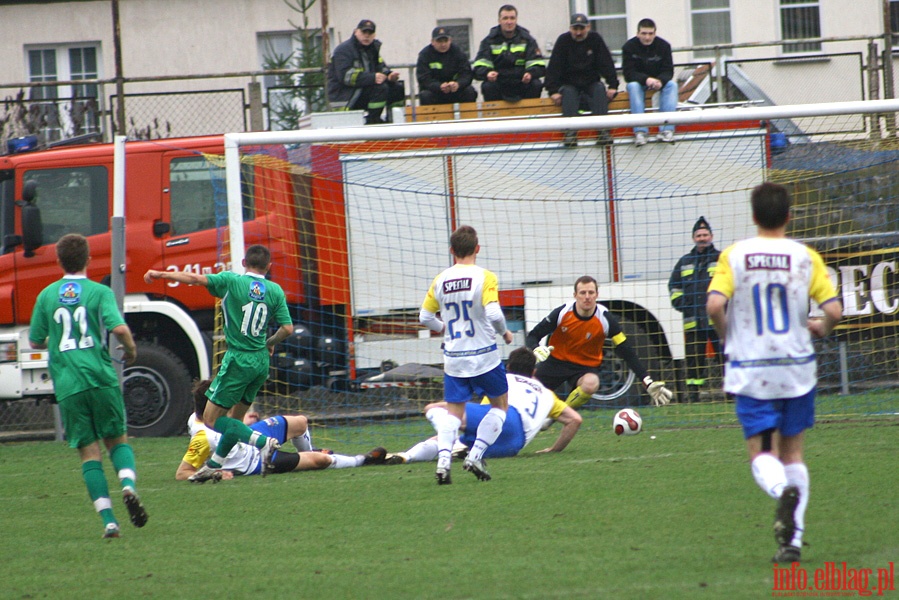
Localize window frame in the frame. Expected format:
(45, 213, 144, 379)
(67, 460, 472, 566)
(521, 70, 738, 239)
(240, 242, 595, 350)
(24, 43, 103, 141)
(582, 0, 627, 59)
(690, 0, 733, 59)
(779, 0, 822, 55)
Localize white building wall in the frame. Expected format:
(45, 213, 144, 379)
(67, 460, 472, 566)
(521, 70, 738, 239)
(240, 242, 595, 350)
(0, 0, 889, 86)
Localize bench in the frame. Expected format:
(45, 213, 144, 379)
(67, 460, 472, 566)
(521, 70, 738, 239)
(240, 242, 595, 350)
(404, 90, 656, 123)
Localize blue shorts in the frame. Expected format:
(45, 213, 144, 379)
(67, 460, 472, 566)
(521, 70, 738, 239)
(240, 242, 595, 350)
(250, 415, 288, 444)
(459, 404, 525, 458)
(735, 389, 816, 439)
(444, 363, 508, 404)
(245, 415, 289, 475)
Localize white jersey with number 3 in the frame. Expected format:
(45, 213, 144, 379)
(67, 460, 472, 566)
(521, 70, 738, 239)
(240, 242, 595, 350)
(507, 374, 565, 446)
(422, 264, 502, 377)
(708, 236, 838, 399)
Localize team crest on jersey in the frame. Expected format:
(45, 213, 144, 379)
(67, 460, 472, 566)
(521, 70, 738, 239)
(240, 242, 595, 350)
(745, 253, 791, 271)
(248, 280, 266, 301)
(442, 278, 472, 294)
(585, 333, 592, 340)
(58, 282, 82, 305)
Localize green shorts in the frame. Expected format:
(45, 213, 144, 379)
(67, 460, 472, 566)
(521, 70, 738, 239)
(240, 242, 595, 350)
(206, 350, 270, 409)
(59, 386, 127, 449)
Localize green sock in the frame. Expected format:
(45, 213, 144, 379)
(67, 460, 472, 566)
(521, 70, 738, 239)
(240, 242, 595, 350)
(109, 443, 137, 491)
(565, 386, 591, 410)
(82, 460, 116, 526)
(211, 416, 264, 468)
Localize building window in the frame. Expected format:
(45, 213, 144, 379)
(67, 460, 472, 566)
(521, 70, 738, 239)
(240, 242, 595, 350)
(780, 0, 821, 53)
(437, 21, 472, 59)
(28, 49, 58, 100)
(26, 44, 102, 141)
(587, 0, 627, 57)
(258, 30, 327, 129)
(691, 0, 732, 58)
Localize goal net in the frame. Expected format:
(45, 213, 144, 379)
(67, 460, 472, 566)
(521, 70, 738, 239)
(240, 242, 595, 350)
(209, 100, 899, 445)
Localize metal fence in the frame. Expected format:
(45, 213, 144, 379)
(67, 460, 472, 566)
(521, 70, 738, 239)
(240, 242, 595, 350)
(110, 89, 247, 139)
(0, 34, 895, 149)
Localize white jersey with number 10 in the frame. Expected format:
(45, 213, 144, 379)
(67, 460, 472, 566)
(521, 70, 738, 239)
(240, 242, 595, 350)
(709, 236, 838, 400)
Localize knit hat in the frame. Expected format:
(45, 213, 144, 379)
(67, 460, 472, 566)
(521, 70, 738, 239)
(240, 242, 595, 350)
(692, 216, 711, 233)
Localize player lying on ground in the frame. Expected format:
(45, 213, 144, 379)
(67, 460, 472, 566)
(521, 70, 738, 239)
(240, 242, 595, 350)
(176, 380, 386, 481)
(385, 347, 582, 465)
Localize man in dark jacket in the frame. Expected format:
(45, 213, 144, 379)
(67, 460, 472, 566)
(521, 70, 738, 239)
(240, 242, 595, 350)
(621, 18, 678, 145)
(416, 27, 477, 105)
(472, 4, 546, 102)
(545, 14, 619, 147)
(326, 19, 405, 124)
(668, 216, 721, 402)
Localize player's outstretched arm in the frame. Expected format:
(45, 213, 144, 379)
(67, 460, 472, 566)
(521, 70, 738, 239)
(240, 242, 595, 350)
(536, 405, 582, 453)
(144, 269, 209, 287)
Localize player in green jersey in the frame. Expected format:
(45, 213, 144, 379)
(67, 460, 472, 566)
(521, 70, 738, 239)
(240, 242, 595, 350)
(144, 245, 294, 482)
(29, 234, 148, 539)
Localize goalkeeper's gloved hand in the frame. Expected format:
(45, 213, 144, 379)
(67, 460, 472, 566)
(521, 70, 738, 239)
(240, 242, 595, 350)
(533, 345, 554, 363)
(642, 376, 673, 406)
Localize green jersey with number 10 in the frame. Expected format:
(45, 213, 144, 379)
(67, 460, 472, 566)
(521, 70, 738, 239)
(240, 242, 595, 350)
(205, 271, 291, 353)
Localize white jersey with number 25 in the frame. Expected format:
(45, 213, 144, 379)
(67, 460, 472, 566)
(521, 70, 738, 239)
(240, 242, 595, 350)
(422, 264, 502, 378)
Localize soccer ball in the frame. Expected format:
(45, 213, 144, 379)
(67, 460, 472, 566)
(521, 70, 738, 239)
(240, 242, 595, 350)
(613, 408, 642, 436)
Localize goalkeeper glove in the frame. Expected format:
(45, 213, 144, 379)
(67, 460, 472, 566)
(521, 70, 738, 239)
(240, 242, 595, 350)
(642, 376, 673, 406)
(533, 345, 554, 363)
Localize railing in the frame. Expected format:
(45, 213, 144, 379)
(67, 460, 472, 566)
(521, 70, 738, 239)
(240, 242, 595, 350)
(0, 34, 895, 147)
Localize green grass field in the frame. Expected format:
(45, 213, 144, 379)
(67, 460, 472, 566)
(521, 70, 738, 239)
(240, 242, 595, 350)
(1, 414, 897, 599)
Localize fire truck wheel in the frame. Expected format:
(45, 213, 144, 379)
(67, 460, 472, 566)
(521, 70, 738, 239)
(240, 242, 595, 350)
(123, 342, 193, 437)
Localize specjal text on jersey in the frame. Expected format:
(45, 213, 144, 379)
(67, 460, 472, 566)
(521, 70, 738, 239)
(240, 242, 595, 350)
(745, 253, 791, 271)
(443, 278, 472, 294)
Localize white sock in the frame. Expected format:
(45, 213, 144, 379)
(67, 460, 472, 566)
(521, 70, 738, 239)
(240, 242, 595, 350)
(425, 406, 448, 429)
(405, 438, 439, 463)
(428, 408, 460, 470)
(784, 463, 809, 547)
(751, 453, 787, 499)
(467, 407, 506, 462)
(291, 431, 313, 452)
(327, 453, 364, 469)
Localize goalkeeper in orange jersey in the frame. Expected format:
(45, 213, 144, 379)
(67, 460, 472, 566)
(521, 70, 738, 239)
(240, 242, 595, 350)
(525, 275, 673, 420)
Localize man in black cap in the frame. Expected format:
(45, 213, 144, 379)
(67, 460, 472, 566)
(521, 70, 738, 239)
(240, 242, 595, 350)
(472, 4, 546, 102)
(545, 13, 619, 147)
(416, 27, 478, 105)
(326, 19, 405, 124)
(668, 216, 721, 402)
